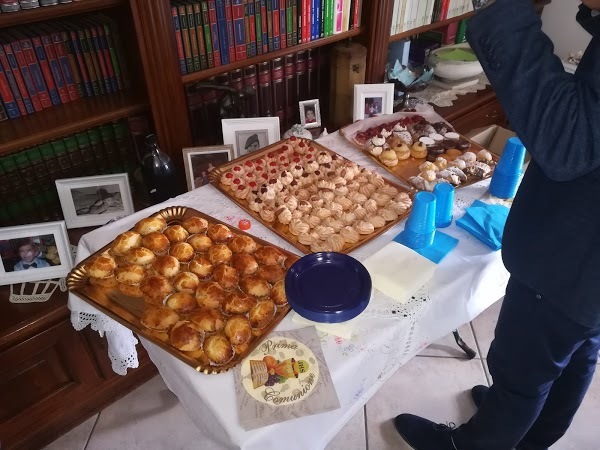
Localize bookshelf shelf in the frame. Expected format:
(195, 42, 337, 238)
(0, 0, 126, 29)
(181, 27, 364, 84)
(0, 91, 148, 156)
(389, 12, 475, 43)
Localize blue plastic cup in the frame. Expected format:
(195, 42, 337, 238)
(496, 137, 526, 176)
(489, 170, 522, 199)
(400, 191, 437, 249)
(433, 183, 455, 228)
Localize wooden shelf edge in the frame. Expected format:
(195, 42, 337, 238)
(0, 0, 126, 29)
(182, 27, 364, 84)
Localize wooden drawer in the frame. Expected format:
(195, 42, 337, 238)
(450, 99, 509, 135)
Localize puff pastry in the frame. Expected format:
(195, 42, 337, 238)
(112, 231, 142, 256)
(89, 275, 118, 288)
(224, 315, 252, 345)
(141, 306, 179, 330)
(134, 216, 167, 235)
(212, 264, 239, 290)
(228, 235, 258, 254)
(181, 216, 209, 234)
(170, 320, 204, 352)
(88, 255, 117, 278)
(207, 224, 234, 243)
(188, 308, 225, 333)
(223, 291, 257, 315)
(188, 234, 213, 253)
(163, 225, 189, 243)
(117, 282, 143, 297)
(115, 264, 146, 285)
(255, 264, 286, 284)
(249, 299, 276, 330)
(208, 244, 233, 265)
(124, 247, 156, 266)
(152, 255, 181, 278)
(140, 275, 174, 305)
(169, 242, 195, 262)
(240, 275, 271, 297)
(195, 281, 225, 309)
(173, 272, 200, 294)
(254, 246, 286, 266)
(231, 253, 259, 275)
(203, 334, 234, 365)
(142, 232, 170, 255)
(188, 256, 214, 278)
(166, 292, 198, 314)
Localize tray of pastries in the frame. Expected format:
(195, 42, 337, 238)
(209, 138, 414, 255)
(340, 112, 499, 192)
(67, 206, 299, 374)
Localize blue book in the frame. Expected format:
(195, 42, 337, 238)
(311, 0, 319, 41)
(216, 0, 230, 65)
(280, 1, 286, 47)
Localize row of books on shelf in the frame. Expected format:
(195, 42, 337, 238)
(186, 49, 321, 144)
(390, 0, 474, 35)
(0, 1, 78, 13)
(0, 115, 150, 227)
(0, 14, 129, 122)
(171, 0, 362, 75)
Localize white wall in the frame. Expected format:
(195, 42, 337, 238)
(541, 0, 592, 60)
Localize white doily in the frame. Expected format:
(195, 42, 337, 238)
(416, 74, 491, 108)
(9, 278, 67, 304)
(362, 281, 432, 321)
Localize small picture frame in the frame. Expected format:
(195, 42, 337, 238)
(299, 99, 321, 129)
(183, 145, 234, 191)
(353, 83, 395, 122)
(222, 117, 281, 157)
(0, 221, 72, 286)
(56, 173, 135, 229)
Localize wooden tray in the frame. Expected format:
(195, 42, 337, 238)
(67, 206, 299, 375)
(209, 139, 414, 255)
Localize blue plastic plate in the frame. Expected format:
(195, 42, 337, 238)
(285, 252, 372, 323)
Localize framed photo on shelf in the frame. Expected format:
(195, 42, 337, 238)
(55, 173, 135, 229)
(353, 84, 395, 122)
(182, 145, 235, 191)
(0, 221, 72, 286)
(222, 117, 281, 157)
(299, 99, 321, 129)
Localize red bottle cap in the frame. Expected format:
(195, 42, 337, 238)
(239, 219, 251, 230)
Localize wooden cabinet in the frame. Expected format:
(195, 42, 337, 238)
(449, 98, 509, 134)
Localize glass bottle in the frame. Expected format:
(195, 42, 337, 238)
(141, 134, 179, 204)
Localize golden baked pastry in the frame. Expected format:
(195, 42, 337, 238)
(184, 348, 210, 365)
(152, 255, 181, 278)
(208, 244, 233, 265)
(224, 315, 252, 345)
(188, 234, 213, 253)
(253, 246, 286, 266)
(134, 216, 167, 235)
(411, 142, 428, 159)
(233, 343, 250, 356)
(204, 334, 234, 365)
(213, 264, 239, 290)
(255, 264, 286, 284)
(270, 280, 287, 306)
(118, 282, 144, 297)
(165, 292, 198, 314)
(115, 264, 146, 285)
(181, 216, 209, 234)
(195, 281, 225, 309)
(141, 306, 180, 330)
(240, 275, 271, 298)
(249, 299, 276, 330)
(188, 256, 214, 278)
(169, 242, 195, 262)
(142, 232, 170, 255)
(207, 223, 233, 243)
(89, 275, 118, 288)
(223, 291, 257, 315)
(112, 231, 143, 256)
(173, 272, 200, 294)
(445, 148, 463, 159)
(146, 329, 170, 343)
(169, 320, 204, 352)
(124, 247, 156, 266)
(88, 254, 117, 278)
(140, 275, 174, 305)
(231, 253, 259, 276)
(164, 225, 189, 243)
(188, 308, 225, 332)
(228, 235, 258, 254)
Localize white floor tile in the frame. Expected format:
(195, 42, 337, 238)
(326, 407, 366, 450)
(365, 356, 487, 450)
(419, 324, 479, 358)
(43, 414, 98, 450)
(471, 298, 503, 359)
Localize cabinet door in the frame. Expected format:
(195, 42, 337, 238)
(451, 99, 510, 134)
(0, 319, 102, 447)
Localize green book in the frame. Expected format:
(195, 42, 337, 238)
(455, 19, 468, 44)
(325, 0, 334, 37)
(255, 0, 263, 54)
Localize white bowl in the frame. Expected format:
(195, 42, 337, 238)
(429, 43, 483, 81)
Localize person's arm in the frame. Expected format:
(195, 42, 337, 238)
(467, 0, 600, 182)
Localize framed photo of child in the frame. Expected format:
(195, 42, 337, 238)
(299, 99, 321, 129)
(222, 117, 281, 157)
(55, 174, 135, 229)
(353, 84, 395, 122)
(0, 221, 72, 286)
(182, 145, 234, 191)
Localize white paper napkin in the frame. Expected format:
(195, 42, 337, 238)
(291, 312, 359, 339)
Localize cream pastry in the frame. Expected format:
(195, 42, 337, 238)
(316, 152, 333, 164)
(335, 196, 353, 211)
(290, 164, 304, 178)
(314, 225, 335, 239)
(257, 184, 277, 202)
(296, 188, 311, 201)
(340, 226, 360, 244)
(221, 171, 235, 186)
(326, 234, 346, 252)
(380, 149, 398, 167)
(348, 192, 368, 204)
(449, 159, 467, 170)
(284, 195, 298, 211)
(355, 220, 375, 235)
(359, 183, 377, 197)
(234, 185, 251, 199)
(320, 190, 335, 202)
(395, 143, 411, 160)
(379, 185, 399, 197)
(289, 218, 310, 236)
(371, 136, 386, 147)
(459, 151, 477, 163)
(447, 166, 468, 182)
(477, 149, 494, 163)
(435, 157, 448, 170)
(370, 146, 384, 156)
(304, 160, 319, 173)
(381, 128, 392, 139)
(279, 170, 294, 186)
(421, 170, 438, 182)
(323, 217, 344, 232)
(340, 167, 355, 181)
(381, 207, 399, 221)
(340, 211, 357, 225)
(368, 215, 386, 228)
(292, 209, 303, 219)
(371, 192, 392, 207)
(363, 199, 378, 214)
(306, 214, 322, 228)
(260, 206, 276, 222)
(327, 201, 343, 216)
(297, 200, 312, 213)
(298, 232, 316, 246)
(277, 207, 293, 225)
(317, 179, 336, 190)
(419, 161, 438, 172)
(351, 205, 368, 220)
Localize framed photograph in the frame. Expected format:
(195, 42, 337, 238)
(299, 99, 321, 129)
(183, 145, 234, 190)
(222, 117, 281, 157)
(353, 83, 395, 122)
(56, 173, 135, 229)
(0, 221, 72, 286)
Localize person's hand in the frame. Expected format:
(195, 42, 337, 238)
(582, 0, 600, 11)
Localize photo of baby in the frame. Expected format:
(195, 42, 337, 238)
(364, 97, 383, 118)
(0, 235, 61, 273)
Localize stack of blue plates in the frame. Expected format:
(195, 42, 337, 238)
(285, 252, 372, 323)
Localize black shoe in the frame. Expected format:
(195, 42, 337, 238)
(393, 414, 458, 450)
(471, 385, 489, 408)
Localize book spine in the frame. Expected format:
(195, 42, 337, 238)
(100, 124, 122, 172)
(0, 101, 7, 121)
(1, 42, 35, 114)
(333, 0, 343, 34)
(254, 0, 262, 54)
(292, 0, 298, 43)
(260, 0, 268, 53)
(75, 131, 97, 176)
(266, 0, 273, 52)
(112, 121, 133, 174)
(76, 27, 100, 96)
(286, 0, 293, 47)
(271, 57, 285, 124)
(302, 0, 310, 42)
(93, 22, 119, 92)
(63, 135, 85, 176)
(51, 139, 73, 178)
(208, 0, 222, 66)
(319, 0, 325, 36)
(101, 20, 124, 90)
(232, 0, 246, 61)
(60, 29, 86, 98)
(327, 0, 334, 36)
(441, 0, 450, 20)
(9, 38, 43, 112)
(201, 1, 215, 67)
(82, 26, 106, 95)
(215, 0, 230, 65)
(307, 47, 317, 98)
(38, 32, 70, 104)
(178, 4, 195, 73)
(0, 58, 20, 118)
(257, 61, 272, 116)
(248, 0, 257, 57)
(52, 29, 79, 100)
(273, 0, 280, 50)
(349, 0, 356, 29)
(85, 128, 108, 174)
(18, 36, 52, 109)
(225, 0, 237, 63)
(243, 0, 251, 57)
(279, 0, 287, 49)
(187, 2, 203, 71)
(295, 50, 307, 101)
(193, 2, 209, 69)
(311, 0, 318, 40)
(342, 0, 351, 31)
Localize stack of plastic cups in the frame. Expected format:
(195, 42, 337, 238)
(399, 191, 437, 250)
(433, 183, 455, 228)
(489, 137, 527, 199)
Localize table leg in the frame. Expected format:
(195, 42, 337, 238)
(453, 329, 477, 359)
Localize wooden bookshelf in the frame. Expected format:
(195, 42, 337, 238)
(0, 91, 148, 156)
(182, 27, 364, 84)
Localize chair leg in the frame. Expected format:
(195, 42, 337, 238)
(453, 329, 477, 359)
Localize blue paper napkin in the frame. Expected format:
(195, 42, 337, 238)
(455, 200, 510, 251)
(394, 229, 459, 264)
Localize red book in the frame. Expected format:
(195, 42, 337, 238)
(225, 0, 237, 63)
(208, 1, 222, 67)
(441, 0, 450, 20)
(7, 37, 43, 112)
(353, 0, 360, 28)
(92, 21, 118, 90)
(0, 44, 28, 116)
(271, 57, 285, 124)
(302, 0, 310, 43)
(12, 32, 52, 109)
(258, 61, 272, 116)
(28, 32, 60, 106)
(248, 1, 257, 57)
(38, 30, 70, 104)
(47, 27, 79, 101)
(261, 1, 268, 53)
(67, 28, 92, 97)
(273, 0, 280, 50)
(232, 0, 246, 61)
(280, 1, 286, 49)
(0, 57, 19, 118)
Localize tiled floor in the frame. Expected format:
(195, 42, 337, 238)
(44, 300, 600, 450)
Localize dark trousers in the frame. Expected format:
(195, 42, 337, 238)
(454, 277, 600, 450)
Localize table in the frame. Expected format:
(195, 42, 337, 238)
(68, 131, 510, 450)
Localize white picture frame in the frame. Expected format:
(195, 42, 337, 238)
(182, 145, 234, 191)
(55, 173, 135, 229)
(299, 99, 321, 129)
(0, 221, 72, 286)
(353, 83, 395, 122)
(222, 117, 281, 157)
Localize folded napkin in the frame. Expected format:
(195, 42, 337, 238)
(291, 311, 359, 339)
(394, 229, 459, 264)
(456, 200, 510, 251)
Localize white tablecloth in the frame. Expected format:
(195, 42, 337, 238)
(68, 131, 509, 450)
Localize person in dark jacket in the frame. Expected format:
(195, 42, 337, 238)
(394, 1, 600, 449)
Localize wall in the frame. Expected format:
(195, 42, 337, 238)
(541, 0, 592, 60)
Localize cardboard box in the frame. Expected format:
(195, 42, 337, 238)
(464, 124, 531, 162)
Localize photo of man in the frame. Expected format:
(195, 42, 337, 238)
(236, 129, 269, 156)
(71, 185, 125, 216)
